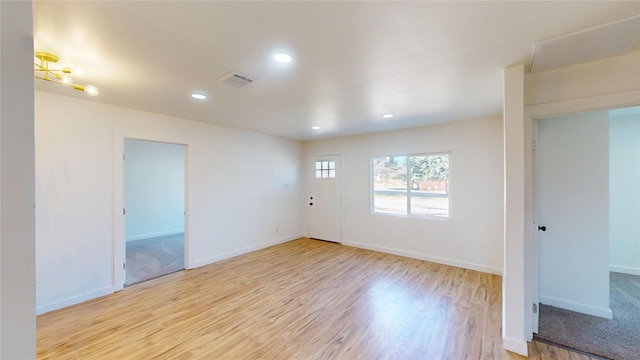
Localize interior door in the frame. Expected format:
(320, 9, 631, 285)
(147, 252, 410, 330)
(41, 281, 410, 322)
(537, 111, 611, 319)
(307, 155, 342, 243)
(532, 123, 540, 333)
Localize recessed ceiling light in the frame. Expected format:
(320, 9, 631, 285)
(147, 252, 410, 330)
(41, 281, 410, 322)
(311, 126, 321, 130)
(191, 93, 207, 100)
(382, 113, 394, 118)
(274, 53, 292, 64)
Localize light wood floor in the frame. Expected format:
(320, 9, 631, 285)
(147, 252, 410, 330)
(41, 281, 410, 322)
(38, 238, 596, 359)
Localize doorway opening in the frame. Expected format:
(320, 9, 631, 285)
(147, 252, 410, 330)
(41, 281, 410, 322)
(533, 106, 640, 359)
(124, 138, 186, 286)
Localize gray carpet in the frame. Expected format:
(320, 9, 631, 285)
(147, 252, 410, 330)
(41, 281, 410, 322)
(535, 272, 640, 360)
(125, 233, 184, 285)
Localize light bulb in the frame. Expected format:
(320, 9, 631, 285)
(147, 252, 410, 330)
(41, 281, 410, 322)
(84, 85, 99, 96)
(274, 53, 292, 63)
(61, 75, 73, 84)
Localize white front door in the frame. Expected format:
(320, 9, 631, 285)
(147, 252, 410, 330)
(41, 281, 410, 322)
(307, 155, 342, 243)
(537, 111, 611, 319)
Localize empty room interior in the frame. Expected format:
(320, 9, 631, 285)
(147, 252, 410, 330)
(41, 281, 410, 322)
(1, 1, 640, 359)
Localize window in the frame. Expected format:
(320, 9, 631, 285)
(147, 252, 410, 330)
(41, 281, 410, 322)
(316, 160, 336, 178)
(371, 153, 450, 218)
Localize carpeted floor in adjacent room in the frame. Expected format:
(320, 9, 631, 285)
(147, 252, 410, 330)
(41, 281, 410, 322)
(535, 272, 640, 360)
(126, 233, 184, 286)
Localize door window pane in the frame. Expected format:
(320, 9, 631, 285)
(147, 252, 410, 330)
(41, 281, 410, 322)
(315, 160, 336, 178)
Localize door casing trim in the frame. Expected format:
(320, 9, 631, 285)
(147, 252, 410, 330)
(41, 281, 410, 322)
(114, 131, 191, 291)
(523, 89, 640, 340)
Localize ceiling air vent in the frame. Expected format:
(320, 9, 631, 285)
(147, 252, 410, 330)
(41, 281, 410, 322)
(530, 15, 640, 73)
(217, 71, 255, 88)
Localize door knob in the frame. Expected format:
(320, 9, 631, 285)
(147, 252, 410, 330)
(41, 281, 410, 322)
(538, 225, 547, 232)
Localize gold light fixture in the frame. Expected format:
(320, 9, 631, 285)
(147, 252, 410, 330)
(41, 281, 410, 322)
(34, 52, 99, 96)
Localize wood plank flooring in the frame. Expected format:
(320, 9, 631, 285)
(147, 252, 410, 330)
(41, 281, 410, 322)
(37, 238, 595, 359)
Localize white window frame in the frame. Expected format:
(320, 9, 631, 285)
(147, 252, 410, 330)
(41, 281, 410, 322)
(370, 152, 451, 220)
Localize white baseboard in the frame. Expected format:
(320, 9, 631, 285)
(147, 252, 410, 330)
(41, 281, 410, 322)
(342, 240, 503, 275)
(190, 233, 304, 268)
(502, 337, 528, 356)
(539, 295, 612, 319)
(36, 285, 114, 315)
(126, 229, 184, 242)
(610, 265, 640, 276)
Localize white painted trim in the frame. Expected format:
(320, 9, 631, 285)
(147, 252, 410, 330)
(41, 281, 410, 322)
(525, 90, 640, 119)
(126, 229, 184, 242)
(502, 337, 528, 356)
(610, 265, 640, 276)
(539, 295, 613, 319)
(191, 234, 303, 268)
(36, 286, 113, 315)
(113, 131, 126, 291)
(344, 240, 503, 275)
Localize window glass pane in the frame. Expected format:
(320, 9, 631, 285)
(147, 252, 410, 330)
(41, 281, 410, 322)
(372, 156, 407, 215)
(328, 169, 335, 178)
(409, 154, 449, 217)
(328, 161, 335, 170)
(316, 170, 322, 178)
(316, 161, 322, 170)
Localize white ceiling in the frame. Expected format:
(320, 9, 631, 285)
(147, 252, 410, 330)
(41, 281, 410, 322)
(33, 1, 640, 141)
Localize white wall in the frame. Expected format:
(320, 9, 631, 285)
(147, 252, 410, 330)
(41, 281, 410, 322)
(125, 139, 185, 241)
(304, 116, 504, 275)
(610, 110, 640, 275)
(0, 1, 36, 357)
(35, 91, 304, 313)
